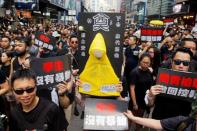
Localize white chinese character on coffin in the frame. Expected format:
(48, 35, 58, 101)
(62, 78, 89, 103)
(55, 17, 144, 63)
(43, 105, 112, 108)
(93, 13, 110, 32)
(115, 34, 121, 39)
(81, 33, 86, 38)
(81, 39, 86, 44)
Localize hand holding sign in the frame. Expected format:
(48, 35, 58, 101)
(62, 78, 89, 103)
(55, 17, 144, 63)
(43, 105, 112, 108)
(149, 85, 163, 97)
(115, 82, 123, 92)
(56, 81, 69, 96)
(123, 110, 135, 121)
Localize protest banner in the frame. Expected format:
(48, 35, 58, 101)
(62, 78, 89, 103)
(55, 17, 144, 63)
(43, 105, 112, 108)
(141, 26, 164, 42)
(30, 55, 71, 89)
(156, 68, 197, 101)
(163, 19, 174, 26)
(84, 98, 128, 130)
(35, 32, 56, 51)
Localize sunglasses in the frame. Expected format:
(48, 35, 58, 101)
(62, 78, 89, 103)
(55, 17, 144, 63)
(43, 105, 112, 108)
(173, 60, 190, 66)
(13, 87, 35, 95)
(71, 41, 78, 44)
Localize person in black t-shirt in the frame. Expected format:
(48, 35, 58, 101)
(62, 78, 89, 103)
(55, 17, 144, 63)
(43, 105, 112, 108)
(146, 48, 194, 119)
(129, 53, 153, 130)
(9, 69, 62, 131)
(1, 51, 13, 78)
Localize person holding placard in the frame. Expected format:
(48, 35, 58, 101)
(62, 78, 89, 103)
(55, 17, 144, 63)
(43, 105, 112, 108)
(146, 48, 193, 119)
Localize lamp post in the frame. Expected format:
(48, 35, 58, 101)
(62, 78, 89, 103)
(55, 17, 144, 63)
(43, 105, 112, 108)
(159, 0, 163, 19)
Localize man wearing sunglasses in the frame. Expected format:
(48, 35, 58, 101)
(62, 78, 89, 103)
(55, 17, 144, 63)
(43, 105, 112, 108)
(9, 69, 62, 131)
(145, 48, 193, 120)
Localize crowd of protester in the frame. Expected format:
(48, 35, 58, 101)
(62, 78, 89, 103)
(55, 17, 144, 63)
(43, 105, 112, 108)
(0, 14, 197, 131)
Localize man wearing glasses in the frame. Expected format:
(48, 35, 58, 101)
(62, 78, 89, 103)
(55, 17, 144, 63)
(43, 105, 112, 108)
(9, 69, 62, 131)
(145, 48, 193, 119)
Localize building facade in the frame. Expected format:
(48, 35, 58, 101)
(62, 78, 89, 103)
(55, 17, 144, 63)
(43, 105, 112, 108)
(147, 0, 175, 19)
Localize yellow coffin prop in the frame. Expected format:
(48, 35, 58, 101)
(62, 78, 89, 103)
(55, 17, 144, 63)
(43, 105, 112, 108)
(79, 33, 120, 97)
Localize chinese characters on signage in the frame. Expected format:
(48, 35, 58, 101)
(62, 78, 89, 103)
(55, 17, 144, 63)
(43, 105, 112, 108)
(78, 13, 125, 78)
(156, 68, 197, 101)
(35, 32, 56, 51)
(84, 98, 128, 130)
(141, 27, 164, 42)
(31, 55, 71, 89)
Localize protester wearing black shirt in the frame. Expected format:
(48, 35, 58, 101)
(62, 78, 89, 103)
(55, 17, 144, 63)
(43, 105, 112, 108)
(9, 69, 62, 131)
(129, 54, 153, 130)
(146, 48, 193, 119)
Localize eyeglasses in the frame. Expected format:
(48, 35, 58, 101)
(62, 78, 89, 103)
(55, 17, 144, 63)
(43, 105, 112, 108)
(173, 60, 190, 66)
(71, 41, 78, 44)
(13, 86, 35, 95)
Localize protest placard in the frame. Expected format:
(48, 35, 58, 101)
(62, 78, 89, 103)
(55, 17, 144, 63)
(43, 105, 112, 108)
(35, 32, 56, 51)
(84, 98, 128, 130)
(157, 68, 197, 101)
(31, 55, 71, 89)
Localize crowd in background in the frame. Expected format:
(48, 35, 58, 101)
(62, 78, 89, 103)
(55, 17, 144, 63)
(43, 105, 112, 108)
(0, 14, 197, 131)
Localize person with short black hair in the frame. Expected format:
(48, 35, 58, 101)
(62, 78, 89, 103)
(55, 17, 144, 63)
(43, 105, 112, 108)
(11, 36, 32, 73)
(9, 69, 62, 131)
(1, 36, 13, 52)
(1, 51, 14, 77)
(129, 53, 153, 130)
(146, 47, 193, 119)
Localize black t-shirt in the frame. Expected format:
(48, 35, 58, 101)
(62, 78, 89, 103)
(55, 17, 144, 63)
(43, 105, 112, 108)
(124, 46, 140, 78)
(152, 96, 192, 120)
(9, 97, 62, 131)
(1, 64, 11, 78)
(161, 116, 196, 131)
(37, 87, 74, 129)
(160, 45, 174, 62)
(12, 57, 23, 72)
(129, 67, 153, 109)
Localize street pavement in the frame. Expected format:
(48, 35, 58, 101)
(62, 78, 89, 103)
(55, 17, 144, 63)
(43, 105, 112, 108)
(67, 105, 84, 131)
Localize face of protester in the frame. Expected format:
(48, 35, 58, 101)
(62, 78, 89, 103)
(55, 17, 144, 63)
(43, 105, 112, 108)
(128, 37, 137, 46)
(1, 53, 11, 64)
(13, 78, 37, 107)
(172, 52, 190, 72)
(69, 37, 78, 49)
(183, 41, 196, 56)
(1, 38, 10, 49)
(5, 32, 10, 37)
(173, 34, 179, 41)
(165, 37, 173, 47)
(140, 56, 151, 71)
(14, 40, 28, 57)
(148, 48, 154, 58)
